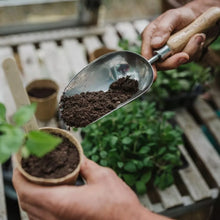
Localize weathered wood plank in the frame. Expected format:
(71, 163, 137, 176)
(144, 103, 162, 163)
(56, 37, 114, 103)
(133, 19, 149, 35)
(0, 166, 7, 220)
(193, 97, 220, 146)
(157, 185, 183, 209)
(0, 26, 105, 46)
(17, 44, 42, 86)
(62, 39, 88, 76)
(102, 25, 120, 50)
(175, 108, 220, 187)
(82, 36, 103, 55)
(39, 41, 71, 98)
(178, 144, 211, 201)
(139, 194, 154, 211)
(115, 21, 138, 43)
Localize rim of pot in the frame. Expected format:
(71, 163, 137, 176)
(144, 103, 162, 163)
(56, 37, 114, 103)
(26, 79, 59, 102)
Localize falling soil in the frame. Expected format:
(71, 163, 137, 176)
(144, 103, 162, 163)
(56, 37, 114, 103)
(21, 133, 79, 179)
(60, 76, 139, 127)
(27, 87, 56, 98)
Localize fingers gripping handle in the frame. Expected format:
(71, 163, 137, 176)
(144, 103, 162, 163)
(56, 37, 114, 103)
(167, 7, 220, 55)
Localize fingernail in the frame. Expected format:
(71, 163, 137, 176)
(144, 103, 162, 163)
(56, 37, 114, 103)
(178, 58, 188, 65)
(151, 36, 163, 46)
(195, 36, 205, 45)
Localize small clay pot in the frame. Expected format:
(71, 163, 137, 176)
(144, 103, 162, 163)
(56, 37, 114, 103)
(89, 47, 116, 62)
(15, 127, 83, 186)
(26, 79, 59, 122)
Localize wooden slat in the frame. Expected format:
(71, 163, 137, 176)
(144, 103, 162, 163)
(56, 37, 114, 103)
(62, 39, 88, 75)
(139, 194, 154, 211)
(115, 21, 138, 43)
(175, 108, 220, 187)
(82, 36, 103, 55)
(157, 185, 183, 209)
(18, 44, 42, 86)
(0, 26, 105, 46)
(193, 97, 220, 146)
(102, 25, 120, 50)
(152, 203, 164, 213)
(178, 145, 211, 201)
(0, 166, 7, 220)
(133, 19, 149, 34)
(39, 41, 71, 98)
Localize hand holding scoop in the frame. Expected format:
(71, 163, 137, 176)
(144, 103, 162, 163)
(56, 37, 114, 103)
(60, 7, 220, 127)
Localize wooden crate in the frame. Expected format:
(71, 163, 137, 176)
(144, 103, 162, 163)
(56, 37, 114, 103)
(0, 19, 220, 220)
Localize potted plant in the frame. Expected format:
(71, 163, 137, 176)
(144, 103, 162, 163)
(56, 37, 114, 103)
(81, 99, 183, 195)
(0, 102, 83, 185)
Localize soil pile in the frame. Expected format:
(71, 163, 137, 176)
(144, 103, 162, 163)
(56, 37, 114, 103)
(60, 76, 139, 127)
(22, 134, 79, 179)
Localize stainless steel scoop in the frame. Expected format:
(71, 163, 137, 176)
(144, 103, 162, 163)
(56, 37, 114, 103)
(62, 7, 220, 124)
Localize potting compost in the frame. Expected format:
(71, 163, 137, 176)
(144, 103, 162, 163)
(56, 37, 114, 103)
(60, 76, 139, 127)
(21, 134, 80, 178)
(27, 87, 56, 98)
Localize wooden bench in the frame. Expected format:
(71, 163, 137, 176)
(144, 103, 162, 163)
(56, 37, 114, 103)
(0, 19, 220, 220)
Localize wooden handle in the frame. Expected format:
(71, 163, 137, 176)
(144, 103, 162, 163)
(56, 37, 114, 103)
(167, 7, 220, 54)
(2, 58, 39, 132)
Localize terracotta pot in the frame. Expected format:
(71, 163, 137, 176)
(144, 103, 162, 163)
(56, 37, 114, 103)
(15, 127, 83, 186)
(26, 79, 59, 122)
(89, 47, 116, 62)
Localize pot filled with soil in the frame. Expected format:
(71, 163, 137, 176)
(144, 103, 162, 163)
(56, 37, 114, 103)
(15, 127, 83, 185)
(26, 79, 59, 122)
(89, 47, 116, 62)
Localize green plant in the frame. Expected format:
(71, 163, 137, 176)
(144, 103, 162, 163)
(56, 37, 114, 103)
(0, 102, 61, 164)
(81, 100, 183, 194)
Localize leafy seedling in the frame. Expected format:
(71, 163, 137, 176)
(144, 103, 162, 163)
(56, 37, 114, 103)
(0, 103, 62, 164)
(81, 100, 183, 194)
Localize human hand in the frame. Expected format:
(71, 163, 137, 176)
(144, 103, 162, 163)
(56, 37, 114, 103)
(13, 156, 171, 220)
(141, 6, 207, 79)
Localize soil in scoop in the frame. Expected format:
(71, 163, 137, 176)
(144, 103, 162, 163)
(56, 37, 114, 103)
(60, 76, 139, 127)
(21, 133, 79, 179)
(28, 87, 56, 98)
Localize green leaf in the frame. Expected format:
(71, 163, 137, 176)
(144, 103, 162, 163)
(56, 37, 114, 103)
(13, 103, 36, 126)
(100, 151, 107, 158)
(0, 103, 6, 123)
(135, 180, 147, 195)
(143, 157, 153, 167)
(91, 155, 99, 162)
(0, 124, 25, 154)
(26, 130, 62, 157)
(139, 146, 150, 154)
(122, 137, 132, 145)
(124, 162, 137, 172)
(100, 159, 108, 166)
(117, 161, 124, 168)
(140, 171, 152, 184)
(123, 173, 136, 186)
(0, 151, 10, 164)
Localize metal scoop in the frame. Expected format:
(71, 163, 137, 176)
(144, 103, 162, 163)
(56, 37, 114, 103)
(62, 7, 220, 125)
